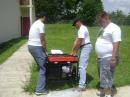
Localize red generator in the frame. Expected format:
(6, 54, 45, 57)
(46, 54, 79, 80)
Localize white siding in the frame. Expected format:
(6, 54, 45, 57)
(0, 0, 21, 43)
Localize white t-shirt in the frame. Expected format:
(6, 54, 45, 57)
(28, 19, 45, 46)
(78, 25, 91, 45)
(95, 22, 121, 58)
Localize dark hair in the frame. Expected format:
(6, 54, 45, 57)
(72, 18, 81, 26)
(96, 11, 109, 18)
(36, 11, 46, 18)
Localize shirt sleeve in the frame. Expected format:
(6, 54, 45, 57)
(112, 28, 121, 42)
(78, 28, 85, 38)
(39, 23, 45, 33)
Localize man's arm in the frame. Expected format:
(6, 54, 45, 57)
(71, 38, 82, 55)
(40, 33, 47, 55)
(110, 42, 120, 66)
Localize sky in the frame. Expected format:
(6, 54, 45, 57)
(101, 0, 130, 15)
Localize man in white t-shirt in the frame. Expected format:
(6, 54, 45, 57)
(95, 11, 121, 97)
(71, 19, 92, 91)
(28, 12, 48, 95)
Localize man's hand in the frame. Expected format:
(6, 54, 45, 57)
(110, 42, 120, 67)
(110, 57, 116, 67)
(70, 51, 76, 56)
(71, 38, 82, 56)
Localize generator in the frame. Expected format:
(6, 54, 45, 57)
(46, 54, 79, 80)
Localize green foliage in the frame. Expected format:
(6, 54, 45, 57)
(24, 62, 38, 94)
(61, 0, 80, 20)
(34, 0, 103, 25)
(24, 24, 130, 93)
(34, 0, 60, 22)
(78, 0, 103, 26)
(34, 0, 80, 22)
(0, 37, 27, 64)
(109, 10, 130, 25)
(125, 13, 130, 25)
(109, 10, 126, 25)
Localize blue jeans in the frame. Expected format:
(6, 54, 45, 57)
(28, 45, 46, 93)
(79, 44, 92, 88)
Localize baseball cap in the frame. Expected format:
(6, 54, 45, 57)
(36, 11, 46, 17)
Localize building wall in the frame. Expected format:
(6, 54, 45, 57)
(0, 0, 21, 43)
(32, 6, 36, 23)
(20, 2, 36, 36)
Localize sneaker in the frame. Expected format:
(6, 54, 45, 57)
(104, 95, 112, 97)
(73, 87, 86, 92)
(112, 85, 117, 96)
(96, 90, 105, 96)
(35, 90, 49, 96)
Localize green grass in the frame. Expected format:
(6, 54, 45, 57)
(24, 62, 38, 93)
(0, 37, 27, 64)
(24, 24, 130, 93)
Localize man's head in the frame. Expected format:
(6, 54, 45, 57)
(72, 18, 82, 29)
(96, 11, 110, 28)
(36, 11, 46, 22)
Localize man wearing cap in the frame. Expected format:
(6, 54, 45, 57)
(71, 19, 92, 91)
(28, 12, 48, 95)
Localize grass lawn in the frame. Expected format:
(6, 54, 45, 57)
(24, 24, 130, 93)
(0, 37, 27, 64)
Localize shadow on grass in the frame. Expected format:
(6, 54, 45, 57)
(0, 37, 26, 55)
(46, 73, 94, 90)
(87, 73, 94, 85)
(24, 63, 94, 93)
(0, 37, 27, 64)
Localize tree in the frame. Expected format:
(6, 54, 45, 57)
(60, 0, 82, 20)
(34, 0, 82, 23)
(77, 0, 103, 26)
(34, 0, 61, 22)
(109, 10, 126, 25)
(125, 13, 130, 25)
(34, 0, 103, 25)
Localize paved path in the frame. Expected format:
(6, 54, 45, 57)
(0, 44, 32, 97)
(0, 43, 130, 97)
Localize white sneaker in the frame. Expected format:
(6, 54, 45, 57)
(96, 90, 104, 96)
(77, 87, 86, 91)
(104, 95, 112, 97)
(73, 87, 86, 92)
(35, 90, 49, 96)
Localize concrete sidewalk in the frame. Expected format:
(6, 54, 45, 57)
(0, 43, 130, 97)
(0, 44, 32, 97)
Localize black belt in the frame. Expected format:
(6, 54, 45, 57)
(80, 43, 91, 48)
